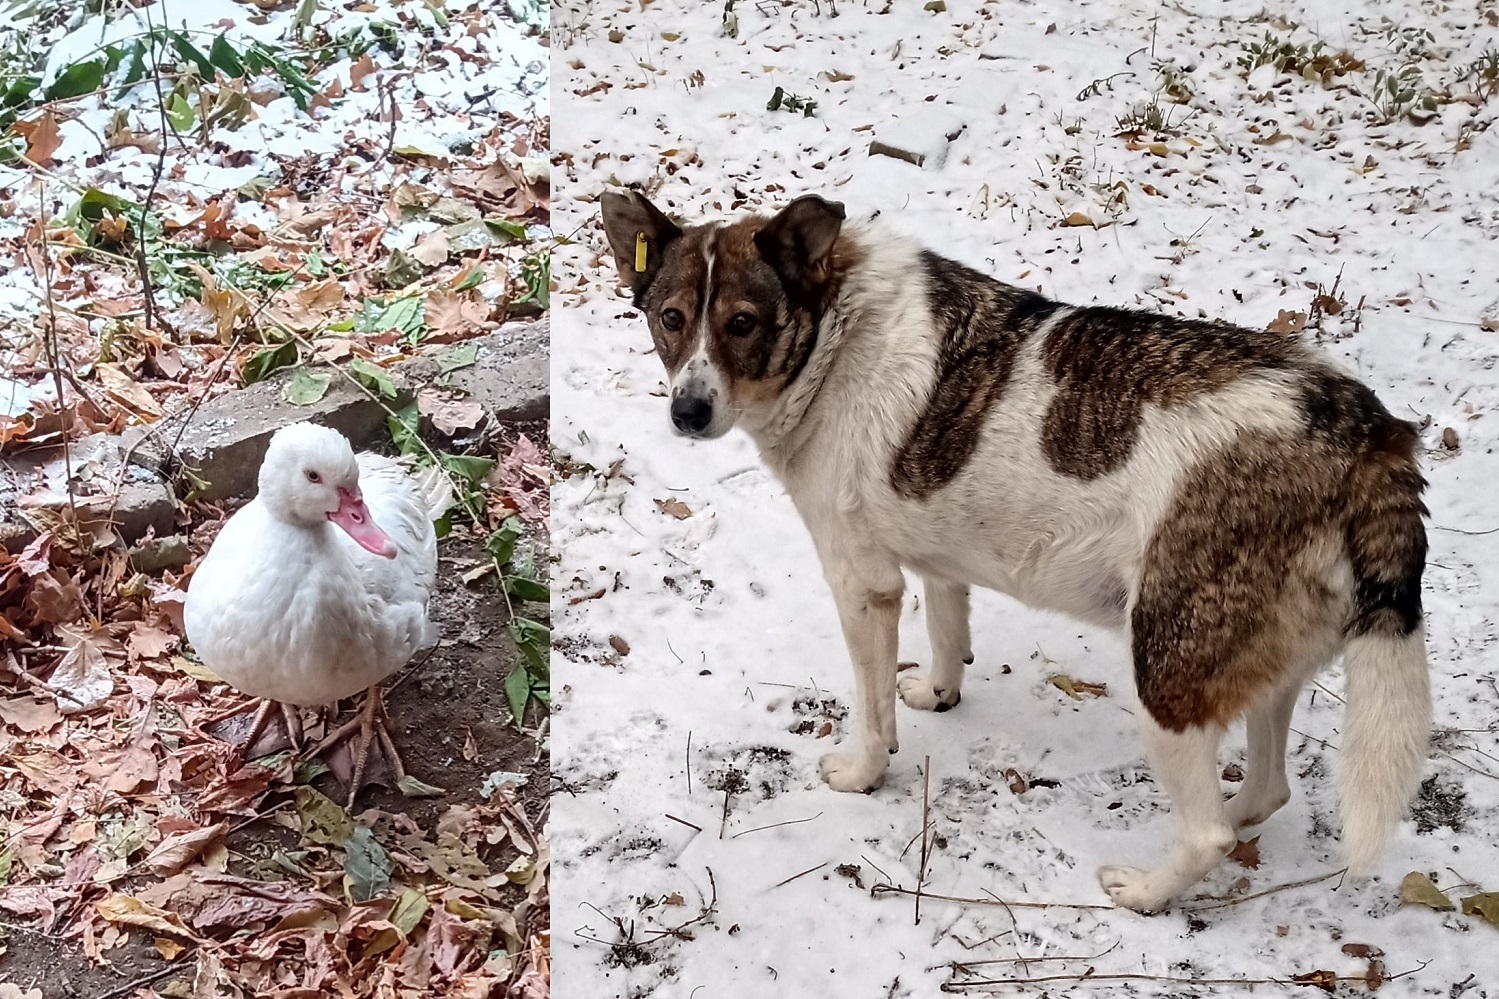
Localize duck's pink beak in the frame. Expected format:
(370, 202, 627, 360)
(329, 488, 397, 558)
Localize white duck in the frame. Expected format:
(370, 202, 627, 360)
(184, 422, 444, 805)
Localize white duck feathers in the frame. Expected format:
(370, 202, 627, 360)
(184, 425, 444, 707)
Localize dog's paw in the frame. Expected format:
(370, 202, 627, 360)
(1097, 865, 1171, 913)
(1223, 786, 1291, 830)
(897, 672, 961, 712)
(819, 752, 887, 793)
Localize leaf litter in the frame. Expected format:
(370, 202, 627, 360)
(0, 0, 550, 994)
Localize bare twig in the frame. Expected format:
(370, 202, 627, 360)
(916, 754, 931, 925)
(870, 883, 1113, 911)
(96, 961, 188, 999)
(773, 861, 828, 889)
(944, 959, 1431, 991)
(1179, 868, 1346, 911)
(664, 813, 702, 833)
(730, 812, 822, 839)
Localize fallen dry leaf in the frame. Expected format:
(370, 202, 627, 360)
(417, 386, 486, 435)
(1266, 309, 1307, 334)
(146, 822, 229, 876)
(12, 110, 63, 164)
(654, 497, 693, 520)
(95, 894, 203, 942)
(1399, 871, 1455, 911)
(1047, 673, 1107, 700)
(1228, 836, 1261, 869)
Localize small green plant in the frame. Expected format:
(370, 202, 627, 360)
(1155, 60, 1194, 104)
(1237, 32, 1325, 75)
(517, 251, 550, 310)
(767, 85, 817, 116)
(1367, 63, 1440, 122)
(1377, 20, 1438, 62)
(1458, 46, 1499, 100)
(1115, 93, 1192, 135)
(488, 519, 550, 729)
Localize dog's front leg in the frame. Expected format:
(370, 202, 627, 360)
(819, 564, 904, 793)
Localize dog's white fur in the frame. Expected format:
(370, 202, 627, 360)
(670, 223, 1429, 911)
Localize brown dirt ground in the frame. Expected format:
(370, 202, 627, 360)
(0, 512, 548, 997)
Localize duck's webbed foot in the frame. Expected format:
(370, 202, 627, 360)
(311, 688, 407, 808)
(207, 698, 304, 758)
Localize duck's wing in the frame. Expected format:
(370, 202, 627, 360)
(352, 453, 441, 650)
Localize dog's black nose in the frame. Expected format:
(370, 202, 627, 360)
(671, 395, 714, 435)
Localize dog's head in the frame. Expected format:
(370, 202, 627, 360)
(599, 191, 846, 440)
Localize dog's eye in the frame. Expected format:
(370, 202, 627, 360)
(306, 470, 321, 483)
(728, 312, 756, 336)
(660, 308, 685, 331)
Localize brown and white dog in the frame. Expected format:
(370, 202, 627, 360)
(599, 190, 1431, 911)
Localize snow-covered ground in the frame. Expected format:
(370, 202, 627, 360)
(550, 0, 1499, 994)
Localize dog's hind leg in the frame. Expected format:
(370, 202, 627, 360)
(899, 577, 970, 712)
(1098, 714, 1235, 912)
(1224, 680, 1302, 830)
(819, 563, 904, 792)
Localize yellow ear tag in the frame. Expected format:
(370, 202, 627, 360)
(634, 231, 648, 273)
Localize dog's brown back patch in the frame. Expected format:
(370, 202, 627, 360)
(890, 253, 1060, 498)
(1040, 310, 1301, 480)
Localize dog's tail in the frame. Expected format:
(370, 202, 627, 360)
(1338, 419, 1430, 874)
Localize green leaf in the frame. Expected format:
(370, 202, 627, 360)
(46, 59, 106, 101)
(485, 218, 528, 242)
(208, 36, 247, 78)
(1461, 892, 1499, 929)
(343, 826, 392, 903)
(504, 665, 531, 727)
(169, 30, 215, 78)
(242, 341, 299, 384)
(486, 520, 520, 566)
(437, 343, 478, 374)
(283, 366, 332, 405)
(510, 617, 549, 675)
(165, 92, 195, 132)
(396, 774, 447, 798)
(1399, 871, 1455, 911)
(358, 295, 425, 336)
(292, 758, 330, 784)
(349, 357, 398, 399)
(294, 787, 353, 846)
(767, 85, 784, 111)
(441, 453, 496, 486)
(0, 848, 12, 886)
(505, 575, 549, 604)
(452, 268, 485, 293)
(387, 401, 422, 455)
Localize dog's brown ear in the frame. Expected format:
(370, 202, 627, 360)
(600, 190, 682, 296)
(754, 195, 846, 301)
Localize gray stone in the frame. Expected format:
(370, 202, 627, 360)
(0, 316, 548, 547)
(127, 534, 191, 573)
(154, 317, 548, 503)
(1, 434, 176, 553)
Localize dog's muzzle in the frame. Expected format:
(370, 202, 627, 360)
(670, 392, 714, 436)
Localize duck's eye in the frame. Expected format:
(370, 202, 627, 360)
(660, 308, 685, 331)
(306, 470, 321, 483)
(728, 312, 756, 336)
